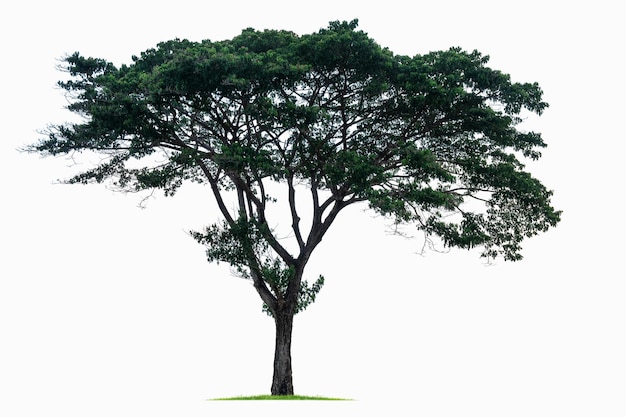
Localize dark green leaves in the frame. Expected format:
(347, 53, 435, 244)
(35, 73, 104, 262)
(216, 142, 279, 178)
(30, 19, 561, 291)
(192, 218, 325, 315)
(191, 217, 266, 275)
(63, 52, 115, 78)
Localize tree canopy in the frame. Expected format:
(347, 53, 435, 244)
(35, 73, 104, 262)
(29, 19, 560, 394)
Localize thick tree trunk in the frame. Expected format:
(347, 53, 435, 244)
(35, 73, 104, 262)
(271, 310, 295, 395)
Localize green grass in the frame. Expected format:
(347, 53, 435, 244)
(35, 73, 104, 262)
(211, 394, 352, 401)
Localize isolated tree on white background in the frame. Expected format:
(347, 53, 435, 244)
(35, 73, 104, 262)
(28, 20, 561, 395)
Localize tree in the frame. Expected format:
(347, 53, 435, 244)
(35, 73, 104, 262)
(28, 20, 561, 395)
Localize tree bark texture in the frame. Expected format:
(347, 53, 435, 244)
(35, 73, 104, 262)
(271, 310, 295, 395)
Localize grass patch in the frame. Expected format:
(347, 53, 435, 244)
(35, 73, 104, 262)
(211, 394, 352, 401)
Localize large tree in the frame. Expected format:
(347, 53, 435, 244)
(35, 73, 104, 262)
(28, 20, 560, 395)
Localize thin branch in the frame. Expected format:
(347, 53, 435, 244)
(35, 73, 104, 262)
(249, 265, 278, 312)
(287, 174, 305, 251)
(197, 161, 234, 226)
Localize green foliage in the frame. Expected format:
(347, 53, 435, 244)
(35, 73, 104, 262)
(262, 274, 325, 317)
(29, 19, 561, 317)
(190, 217, 266, 277)
(191, 218, 325, 315)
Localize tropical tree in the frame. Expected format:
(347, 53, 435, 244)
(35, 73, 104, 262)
(28, 20, 561, 395)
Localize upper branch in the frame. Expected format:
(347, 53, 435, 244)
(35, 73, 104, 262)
(287, 174, 306, 251)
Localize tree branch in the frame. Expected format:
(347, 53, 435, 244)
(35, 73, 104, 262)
(287, 174, 305, 251)
(197, 161, 235, 226)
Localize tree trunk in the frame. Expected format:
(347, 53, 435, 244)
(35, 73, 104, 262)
(271, 310, 295, 395)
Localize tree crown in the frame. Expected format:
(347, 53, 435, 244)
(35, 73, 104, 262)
(29, 20, 560, 313)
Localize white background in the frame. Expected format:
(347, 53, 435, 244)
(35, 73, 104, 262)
(1, 1, 623, 416)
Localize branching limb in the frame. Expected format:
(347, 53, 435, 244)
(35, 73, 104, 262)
(197, 161, 235, 226)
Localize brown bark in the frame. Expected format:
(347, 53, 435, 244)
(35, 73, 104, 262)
(271, 309, 295, 395)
